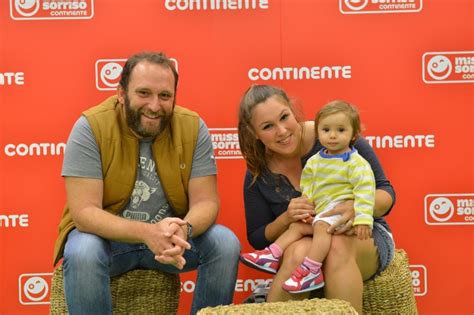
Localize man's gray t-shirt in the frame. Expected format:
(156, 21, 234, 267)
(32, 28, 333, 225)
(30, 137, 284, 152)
(62, 115, 217, 223)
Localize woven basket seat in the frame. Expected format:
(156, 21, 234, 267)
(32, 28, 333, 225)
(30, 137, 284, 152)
(199, 249, 416, 315)
(198, 298, 357, 314)
(49, 266, 180, 315)
(362, 249, 417, 314)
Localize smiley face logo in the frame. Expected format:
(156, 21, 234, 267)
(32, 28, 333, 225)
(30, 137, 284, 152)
(23, 276, 49, 302)
(429, 197, 454, 222)
(427, 55, 452, 80)
(100, 62, 123, 88)
(344, 0, 369, 11)
(14, 0, 40, 17)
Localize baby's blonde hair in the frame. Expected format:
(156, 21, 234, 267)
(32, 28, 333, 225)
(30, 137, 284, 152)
(315, 100, 361, 146)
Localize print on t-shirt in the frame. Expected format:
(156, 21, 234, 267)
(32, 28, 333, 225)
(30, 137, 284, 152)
(121, 141, 173, 223)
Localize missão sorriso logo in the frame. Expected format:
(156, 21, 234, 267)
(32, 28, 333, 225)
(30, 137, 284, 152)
(209, 128, 241, 159)
(95, 59, 126, 91)
(423, 51, 474, 84)
(95, 58, 179, 91)
(409, 265, 427, 296)
(339, 0, 422, 14)
(19, 273, 53, 305)
(10, 0, 94, 20)
(424, 193, 474, 225)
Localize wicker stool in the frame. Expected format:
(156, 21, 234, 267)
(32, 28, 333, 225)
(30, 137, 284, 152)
(199, 249, 416, 315)
(362, 249, 417, 314)
(198, 298, 357, 314)
(49, 266, 180, 315)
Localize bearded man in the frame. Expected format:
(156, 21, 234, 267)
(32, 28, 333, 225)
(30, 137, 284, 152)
(53, 51, 240, 315)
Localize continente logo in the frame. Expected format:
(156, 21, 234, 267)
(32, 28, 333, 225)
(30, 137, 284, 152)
(164, 0, 269, 11)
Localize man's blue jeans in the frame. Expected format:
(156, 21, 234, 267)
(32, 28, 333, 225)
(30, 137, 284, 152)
(62, 224, 240, 315)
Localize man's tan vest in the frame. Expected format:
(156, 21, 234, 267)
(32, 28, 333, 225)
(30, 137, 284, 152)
(53, 96, 200, 265)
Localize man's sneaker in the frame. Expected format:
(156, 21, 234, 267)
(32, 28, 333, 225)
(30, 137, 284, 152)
(282, 264, 324, 293)
(242, 282, 271, 303)
(239, 248, 280, 274)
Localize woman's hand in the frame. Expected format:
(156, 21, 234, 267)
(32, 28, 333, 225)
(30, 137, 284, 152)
(285, 196, 315, 225)
(320, 200, 356, 235)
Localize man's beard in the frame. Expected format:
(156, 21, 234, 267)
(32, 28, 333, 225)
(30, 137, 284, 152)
(123, 95, 173, 138)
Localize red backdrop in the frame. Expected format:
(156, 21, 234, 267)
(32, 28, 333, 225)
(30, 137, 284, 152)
(1, 0, 473, 314)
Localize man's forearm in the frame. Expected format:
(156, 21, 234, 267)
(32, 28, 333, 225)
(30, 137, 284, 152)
(71, 205, 150, 244)
(183, 200, 219, 237)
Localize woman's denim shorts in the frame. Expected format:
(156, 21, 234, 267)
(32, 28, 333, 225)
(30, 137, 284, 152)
(372, 221, 395, 277)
